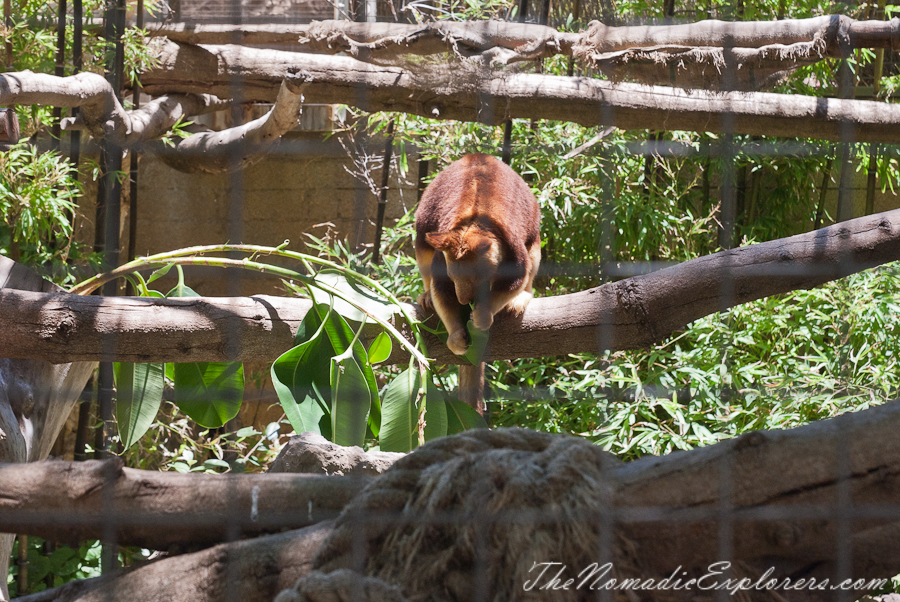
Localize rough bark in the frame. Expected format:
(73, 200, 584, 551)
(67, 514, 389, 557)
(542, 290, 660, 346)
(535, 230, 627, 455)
(153, 16, 900, 59)
(2, 208, 900, 366)
(141, 40, 900, 142)
(12, 522, 332, 602)
(268, 432, 404, 476)
(0, 458, 368, 549)
(0, 256, 97, 602)
(0, 71, 309, 174)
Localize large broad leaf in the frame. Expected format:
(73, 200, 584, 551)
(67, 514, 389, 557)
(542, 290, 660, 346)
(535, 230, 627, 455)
(114, 362, 165, 448)
(379, 368, 422, 452)
(271, 307, 333, 435)
(446, 399, 488, 435)
(309, 270, 401, 324)
(330, 349, 371, 447)
(423, 377, 448, 441)
(174, 362, 244, 428)
(318, 304, 379, 439)
(367, 331, 392, 364)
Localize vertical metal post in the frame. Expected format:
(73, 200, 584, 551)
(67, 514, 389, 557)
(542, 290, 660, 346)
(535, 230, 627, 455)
(3, 0, 12, 69)
(128, 0, 144, 286)
(51, 0, 67, 151)
(15, 536, 27, 595)
(372, 120, 395, 264)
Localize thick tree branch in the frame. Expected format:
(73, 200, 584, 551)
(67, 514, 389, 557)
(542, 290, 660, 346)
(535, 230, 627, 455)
(150, 77, 308, 173)
(1, 209, 899, 365)
(0, 458, 367, 549)
(0, 71, 224, 146)
(0, 71, 308, 174)
(617, 398, 900, 581)
(141, 40, 900, 142)
(153, 16, 900, 58)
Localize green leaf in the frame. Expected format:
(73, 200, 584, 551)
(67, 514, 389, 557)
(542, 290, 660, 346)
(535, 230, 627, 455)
(114, 362, 165, 448)
(147, 263, 173, 284)
(174, 362, 244, 428)
(309, 270, 401, 323)
(330, 350, 371, 447)
(423, 376, 448, 441)
(379, 368, 422, 452)
(271, 306, 333, 436)
(446, 399, 488, 435)
(463, 320, 490, 364)
(166, 265, 199, 298)
(368, 331, 392, 364)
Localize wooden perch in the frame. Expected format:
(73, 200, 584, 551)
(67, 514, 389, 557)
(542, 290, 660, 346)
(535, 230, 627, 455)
(141, 40, 900, 142)
(0, 71, 223, 147)
(153, 16, 900, 59)
(0, 458, 368, 549)
(150, 16, 900, 90)
(150, 77, 308, 174)
(1, 208, 899, 365)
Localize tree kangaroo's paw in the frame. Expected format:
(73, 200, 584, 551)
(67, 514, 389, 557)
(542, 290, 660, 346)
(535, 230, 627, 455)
(447, 329, 469, 355)
(472, 306, 494, 331)
(417, 290, 434, 311)
(506, 290, 533, 316)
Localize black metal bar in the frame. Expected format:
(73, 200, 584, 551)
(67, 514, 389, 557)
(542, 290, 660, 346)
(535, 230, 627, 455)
(501, 120, 513, 165)
(417, 158, 429, 201)
(372, 119, 395, 264)
(50, 0, 66, 152)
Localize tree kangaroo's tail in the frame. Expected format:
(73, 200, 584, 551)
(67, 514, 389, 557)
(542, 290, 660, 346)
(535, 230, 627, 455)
(459, 362, 486, 417)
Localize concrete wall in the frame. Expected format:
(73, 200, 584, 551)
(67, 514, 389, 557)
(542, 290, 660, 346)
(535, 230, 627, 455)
(74, 132, 418, 297)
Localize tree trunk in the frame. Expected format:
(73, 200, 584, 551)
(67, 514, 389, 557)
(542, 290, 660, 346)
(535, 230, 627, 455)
(0, 256, 96, 601)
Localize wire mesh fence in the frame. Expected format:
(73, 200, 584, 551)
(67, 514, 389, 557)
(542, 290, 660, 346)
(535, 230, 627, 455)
(3, 0, 900, 600)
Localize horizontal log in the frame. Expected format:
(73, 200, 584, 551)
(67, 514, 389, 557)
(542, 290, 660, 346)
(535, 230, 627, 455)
(1, 209, 900, 365)
(152, 16, 900, 55)
(0, 458, 367, 549)
(141, 40, 900, 142)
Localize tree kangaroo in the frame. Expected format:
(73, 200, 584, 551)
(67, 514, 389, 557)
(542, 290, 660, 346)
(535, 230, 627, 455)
(415, 153, 541, 366)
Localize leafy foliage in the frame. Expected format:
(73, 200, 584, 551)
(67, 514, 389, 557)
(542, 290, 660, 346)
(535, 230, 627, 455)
(0, 143, 94, 285)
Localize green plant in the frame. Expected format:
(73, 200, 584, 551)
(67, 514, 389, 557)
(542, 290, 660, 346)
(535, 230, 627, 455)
(70, 244, 486, 455)
(0, 142, 94, 285)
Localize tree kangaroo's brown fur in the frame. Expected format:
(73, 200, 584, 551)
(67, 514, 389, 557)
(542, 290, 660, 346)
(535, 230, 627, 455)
(415, 153, 541, 356)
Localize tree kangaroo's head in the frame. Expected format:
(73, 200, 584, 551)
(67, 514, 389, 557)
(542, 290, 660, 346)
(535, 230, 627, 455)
(426, 228, 500, 305)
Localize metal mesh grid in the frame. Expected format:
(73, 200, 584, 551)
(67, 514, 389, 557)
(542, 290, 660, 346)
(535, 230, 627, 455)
(3, 0, 900, 601)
